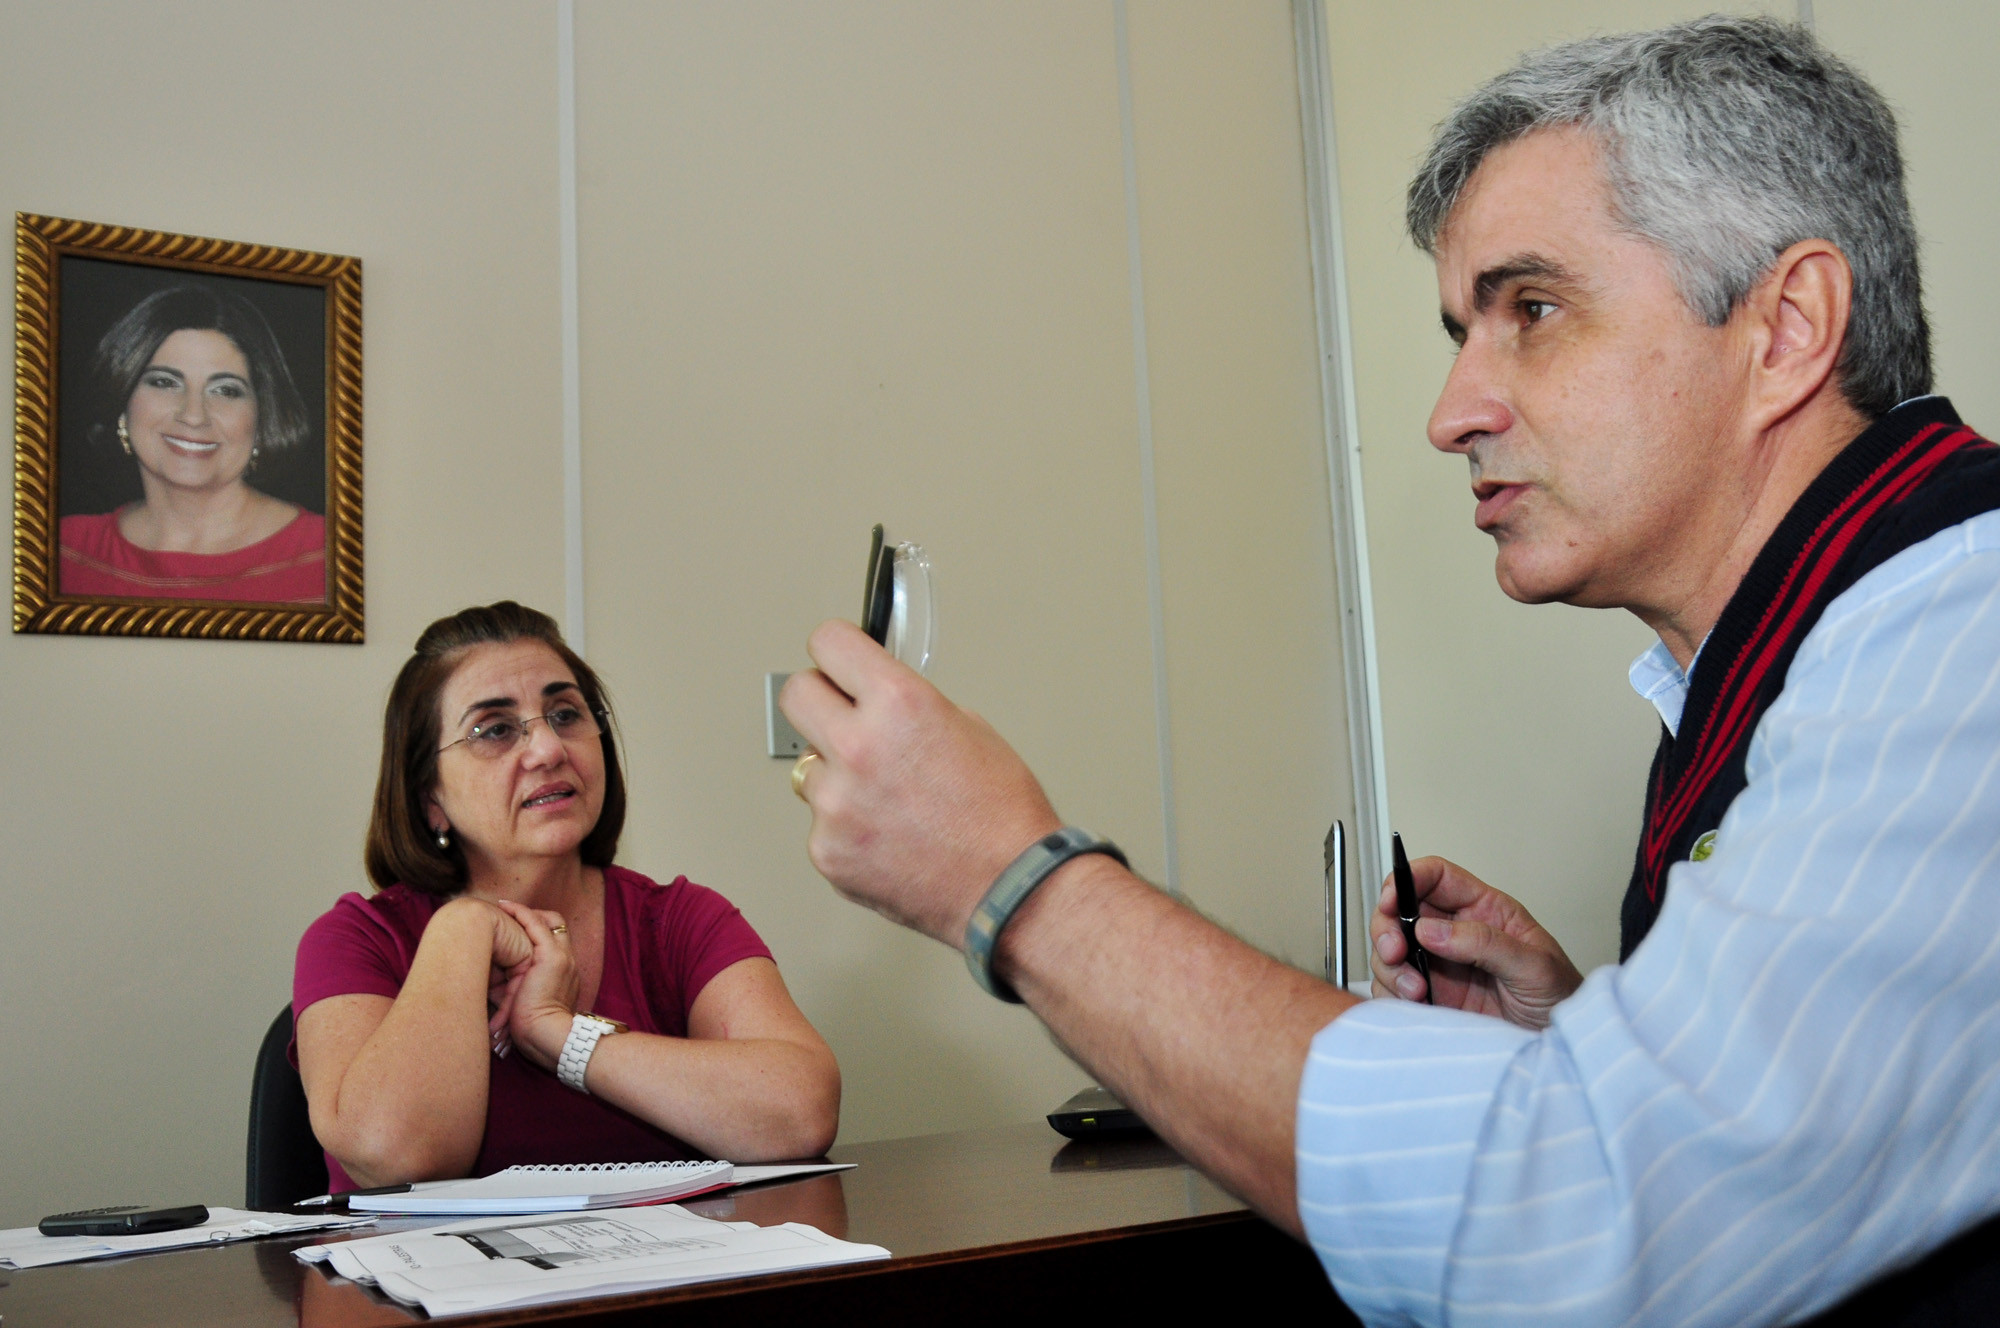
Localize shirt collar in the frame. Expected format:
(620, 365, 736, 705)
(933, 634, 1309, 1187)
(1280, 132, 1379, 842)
(1629, 638, 1701, 737)
(1623, 399, 1942, 737)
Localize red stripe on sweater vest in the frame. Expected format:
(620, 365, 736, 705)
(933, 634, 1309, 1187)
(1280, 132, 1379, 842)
(1640, 424, 1977, 897)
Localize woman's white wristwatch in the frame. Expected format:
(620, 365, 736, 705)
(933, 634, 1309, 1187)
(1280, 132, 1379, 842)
(555, 1012, 628, 1093)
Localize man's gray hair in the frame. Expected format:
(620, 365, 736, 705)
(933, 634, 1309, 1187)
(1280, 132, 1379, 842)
(1407, 15, 1929, 419)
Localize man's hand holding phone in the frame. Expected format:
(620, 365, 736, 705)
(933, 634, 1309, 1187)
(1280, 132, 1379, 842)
(780, 619, 1059, 949)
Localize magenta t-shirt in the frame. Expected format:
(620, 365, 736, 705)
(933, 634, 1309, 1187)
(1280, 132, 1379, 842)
(292, 864, 773, 1192)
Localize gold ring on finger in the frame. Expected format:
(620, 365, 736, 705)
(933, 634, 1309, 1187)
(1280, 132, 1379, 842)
(790, 749, 822, 802)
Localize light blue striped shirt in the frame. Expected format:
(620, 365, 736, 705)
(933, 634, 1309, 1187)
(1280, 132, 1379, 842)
(1298, 508, 2000, 1327)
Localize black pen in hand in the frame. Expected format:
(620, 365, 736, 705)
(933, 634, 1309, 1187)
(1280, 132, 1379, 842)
(1392, 831, 1434, 1005)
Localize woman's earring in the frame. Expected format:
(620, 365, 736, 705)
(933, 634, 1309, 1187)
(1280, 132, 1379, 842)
(436, 828, 451, 850)
(116, 415, 132, 455)
(247, 444, 261, 474)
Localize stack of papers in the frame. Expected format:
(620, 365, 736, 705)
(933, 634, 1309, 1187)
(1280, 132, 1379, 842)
(0, 1208, 376, 1269)
(348, 1160, 735, 1214)
(297, 1205, 888, 1316)
(336, 1161, 854, 1215)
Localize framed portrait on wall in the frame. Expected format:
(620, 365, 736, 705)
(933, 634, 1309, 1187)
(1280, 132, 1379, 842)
(12, 213, 362, 642)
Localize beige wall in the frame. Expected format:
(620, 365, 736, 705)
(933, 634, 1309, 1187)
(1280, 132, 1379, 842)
(1134, 1, 1354, 975)
(1817, 0, 2000, 431)
(0, 0, 1350, 1222)
(1320, 0, 2000, 975)
(0, 2, 568, 1227)
(572, 0, 1351, 1147)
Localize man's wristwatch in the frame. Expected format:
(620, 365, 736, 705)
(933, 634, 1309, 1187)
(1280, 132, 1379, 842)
(555, 1012, 628, 1094)
(965, 826, 1128, 1003)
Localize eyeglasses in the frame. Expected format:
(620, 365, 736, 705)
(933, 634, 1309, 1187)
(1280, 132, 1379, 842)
(439, 703, 607, 760)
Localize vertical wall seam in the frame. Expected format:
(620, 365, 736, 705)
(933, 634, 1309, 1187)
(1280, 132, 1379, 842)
(1293, 0, 1392, 928)
(1113, 0, 1181, 896)
(558, 0, 586, 653)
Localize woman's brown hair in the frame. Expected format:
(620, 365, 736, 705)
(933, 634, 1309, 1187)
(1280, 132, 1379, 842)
(364, 601, 626, 895)
(90, 282, 312, 456)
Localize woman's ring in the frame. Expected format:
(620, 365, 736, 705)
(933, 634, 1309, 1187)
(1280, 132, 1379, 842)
(790, 749, 822, 802)
(551, 924, 568, 936)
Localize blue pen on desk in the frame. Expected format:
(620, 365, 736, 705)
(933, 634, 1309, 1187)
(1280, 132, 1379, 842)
(1392, 832, 1434, 1005)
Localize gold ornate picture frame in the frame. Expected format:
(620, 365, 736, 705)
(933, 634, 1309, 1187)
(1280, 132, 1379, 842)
(13, 213, 362, 641)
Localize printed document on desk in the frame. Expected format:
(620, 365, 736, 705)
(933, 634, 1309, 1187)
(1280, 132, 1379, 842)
(296, 1204, 889, 1316)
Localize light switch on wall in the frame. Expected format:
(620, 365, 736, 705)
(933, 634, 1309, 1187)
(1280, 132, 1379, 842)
(766, 673, 808, 757)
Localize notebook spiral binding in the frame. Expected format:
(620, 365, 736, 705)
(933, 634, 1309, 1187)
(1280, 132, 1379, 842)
(510, 1161, 715, 1173)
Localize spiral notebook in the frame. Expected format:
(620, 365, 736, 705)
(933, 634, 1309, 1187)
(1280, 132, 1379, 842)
(347, 1160, 735, 1215)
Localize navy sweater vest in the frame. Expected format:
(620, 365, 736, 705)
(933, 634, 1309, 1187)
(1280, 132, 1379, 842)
(1620, 396, 2000, 958)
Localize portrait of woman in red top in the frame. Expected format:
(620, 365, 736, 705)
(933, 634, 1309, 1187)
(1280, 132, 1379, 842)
(57, 279, 327, 604)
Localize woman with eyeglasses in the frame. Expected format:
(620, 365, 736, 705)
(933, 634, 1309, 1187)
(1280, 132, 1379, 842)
(292, 601, 839, 1190)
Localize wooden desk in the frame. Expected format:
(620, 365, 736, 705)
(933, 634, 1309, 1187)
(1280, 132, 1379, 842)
(0, 1122, 1356, 1325)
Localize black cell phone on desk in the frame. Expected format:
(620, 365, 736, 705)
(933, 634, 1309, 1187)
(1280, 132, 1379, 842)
(1047, 1086, 1152, 1140)
(38, 1204, 208, 1236)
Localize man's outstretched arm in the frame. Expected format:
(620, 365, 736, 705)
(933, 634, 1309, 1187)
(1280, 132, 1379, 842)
(998, 854, 1354, 1231)
(780, 620, 1355, 1232)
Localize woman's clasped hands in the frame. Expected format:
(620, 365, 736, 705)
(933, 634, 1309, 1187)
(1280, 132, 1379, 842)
(475, 898, 584, 1068)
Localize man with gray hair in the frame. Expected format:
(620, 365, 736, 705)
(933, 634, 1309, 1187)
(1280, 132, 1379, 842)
(782, 15, 2000, 1325)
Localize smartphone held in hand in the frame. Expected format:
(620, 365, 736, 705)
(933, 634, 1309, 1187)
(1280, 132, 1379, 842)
(863, 524, 935, 675)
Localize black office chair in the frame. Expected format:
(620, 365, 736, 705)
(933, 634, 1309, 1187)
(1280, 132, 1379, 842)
(245, 1004, 328, 1209)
